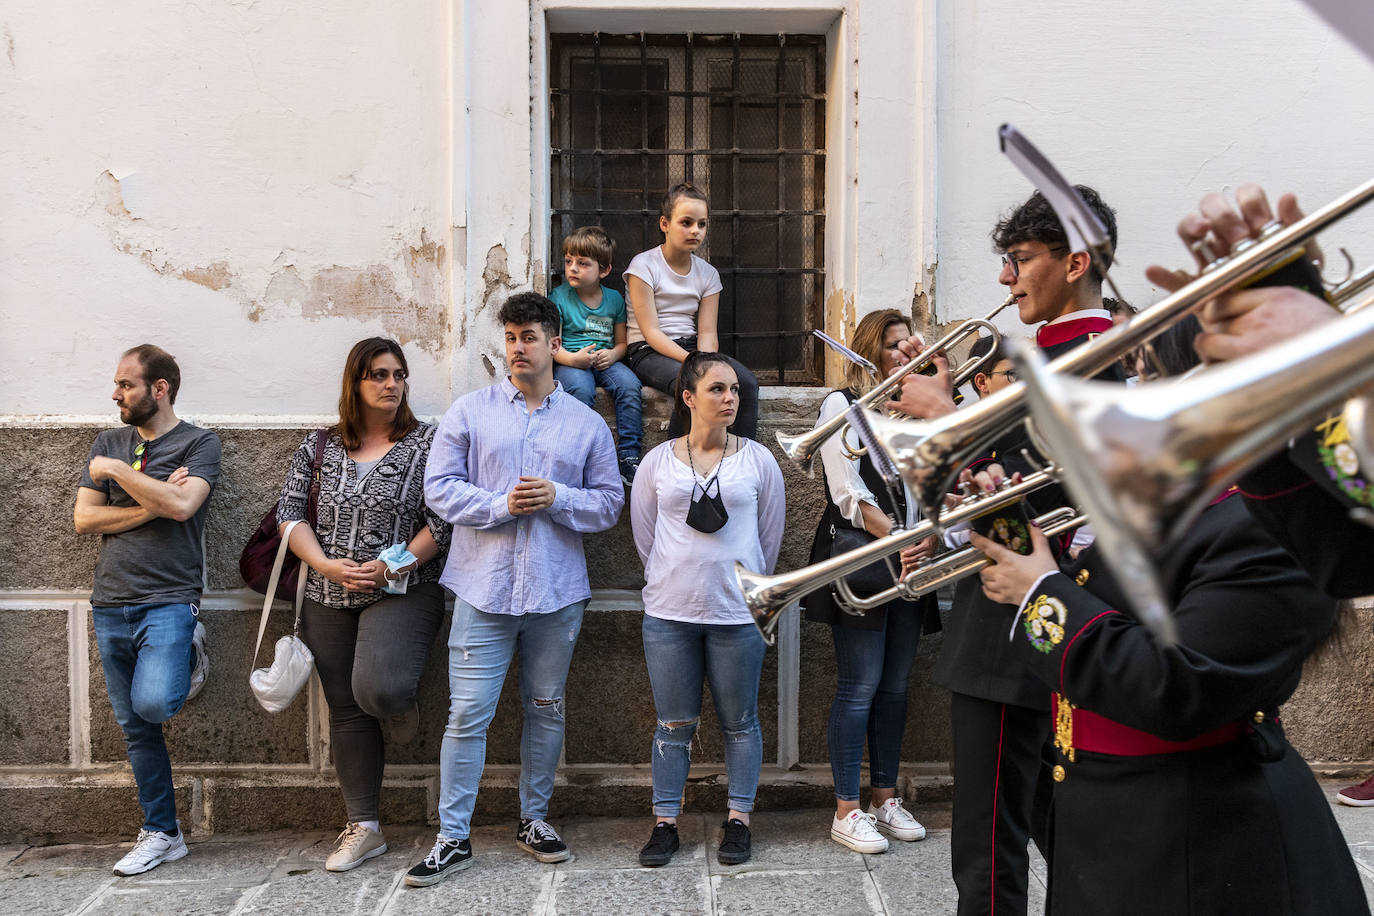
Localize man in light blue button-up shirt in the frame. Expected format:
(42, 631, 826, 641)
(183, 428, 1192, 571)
(409, 292, 623, 885)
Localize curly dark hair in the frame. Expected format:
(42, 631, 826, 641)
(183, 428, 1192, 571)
(497, 291, 561, 341)
(991, 185, 1118, 273)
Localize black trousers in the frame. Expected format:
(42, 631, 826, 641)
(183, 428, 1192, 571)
(950, 691, 1053, 916)
(299, 582, 445, 822)
(625, 336, 760, 439)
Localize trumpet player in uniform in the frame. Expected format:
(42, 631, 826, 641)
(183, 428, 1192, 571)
(891, 186, 1126, 916)
(802, 309, 937, 854)
(1151, 183, 1374, 812)
(965, 316, 1369, 916)
(1147, 183, 1374, 603)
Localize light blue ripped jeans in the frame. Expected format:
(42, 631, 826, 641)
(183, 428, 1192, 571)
(641, 614, 766, 817)
(436, 597, 586, 840)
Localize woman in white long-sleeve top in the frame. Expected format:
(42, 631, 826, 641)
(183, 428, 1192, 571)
(629, 350, 786, 869)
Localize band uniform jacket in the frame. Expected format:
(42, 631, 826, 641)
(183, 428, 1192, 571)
(932, 312, 1123, 707)
(1241, 428, 1374, 601)
(1009, 490, 1367, 915)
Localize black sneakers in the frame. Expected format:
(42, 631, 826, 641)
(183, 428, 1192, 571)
(718, 818, 752, 865)
(638, 821, 680, 867)
(619, 454, 641, 486)
(517, 818, 571, 863)
(404, 836, 472, 887)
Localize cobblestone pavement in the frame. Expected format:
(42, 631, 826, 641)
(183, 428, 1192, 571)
(5, 781, 1374, 915)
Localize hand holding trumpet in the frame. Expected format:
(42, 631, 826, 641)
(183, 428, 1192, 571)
(1145, 184, 1335, 364)
(887, 337, 959, 420)
(960, 463, 1058, 606)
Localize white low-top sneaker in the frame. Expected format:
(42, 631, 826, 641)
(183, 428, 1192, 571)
(831, 809, 889, 854)
(869, 797, 926, 841)
(112, 824, 189, 876)
(326, 822, 388, 872)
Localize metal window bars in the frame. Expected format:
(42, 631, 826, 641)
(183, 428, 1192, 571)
(550, 32, 827, 384)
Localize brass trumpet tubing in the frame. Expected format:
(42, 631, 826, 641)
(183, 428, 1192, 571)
(739, 469, 1057, 644)
(777, 294, 1016, 473)
(876, 176, 1374, 518)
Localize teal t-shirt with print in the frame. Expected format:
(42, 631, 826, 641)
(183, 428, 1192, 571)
(550, 283, 627, 352)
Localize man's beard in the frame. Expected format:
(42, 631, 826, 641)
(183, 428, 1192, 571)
(119, 392, 158, 427)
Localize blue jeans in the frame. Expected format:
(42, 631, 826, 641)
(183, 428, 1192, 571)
(554, 361, 643, 459)
(91, 602, 198, 833)
(436, 598, 586, 839)
(641, 615, 766, 817)
(828, 607, 922, 801)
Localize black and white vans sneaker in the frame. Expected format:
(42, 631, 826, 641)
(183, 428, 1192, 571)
(517, 818, 571, 863)
(404, 836, 472, 887)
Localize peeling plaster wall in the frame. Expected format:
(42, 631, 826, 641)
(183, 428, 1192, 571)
(4, 0, 1372, 419)
(932, 0, 1374, 336)
(0, 0, 453, 417)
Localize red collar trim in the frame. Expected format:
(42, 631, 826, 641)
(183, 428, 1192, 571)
(1036, 315, 1113, 349)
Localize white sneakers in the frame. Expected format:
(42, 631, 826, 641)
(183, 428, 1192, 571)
(831, 810, 888, 854)
(187, 621, 208, 702)
(870, 797, 926, 842)
(112, 824, 188, 876)
(326, 822, 389, 871)
(831, 798, 927, 854)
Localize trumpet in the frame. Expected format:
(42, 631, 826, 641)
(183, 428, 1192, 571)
(740, 467, 1059, 645)
(1010, 295, 1374, 647)
(832, 507, 1087, 614)
(866, 177, 1374, 523)
(778, 294, 1017, 473)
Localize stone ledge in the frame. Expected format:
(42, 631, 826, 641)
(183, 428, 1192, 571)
(0, 764, 952, 843)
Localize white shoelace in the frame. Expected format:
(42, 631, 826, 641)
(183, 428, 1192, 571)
(878, 798, 918, 827)
(424, 836, 460, 867)
(525, 819, 558, 843)
(845, 811, 882, 840)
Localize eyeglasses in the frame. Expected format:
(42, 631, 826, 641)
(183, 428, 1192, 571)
(362, 369, 408, 384)
(130, 439, 148, 472)
(987, 369, 1019, 382)
(1001, 246, 1068, 279)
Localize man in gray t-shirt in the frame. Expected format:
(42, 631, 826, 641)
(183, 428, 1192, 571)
(74, 344, 221, 876)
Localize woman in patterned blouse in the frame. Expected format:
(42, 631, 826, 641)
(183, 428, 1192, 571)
(276, 338, 451, 873)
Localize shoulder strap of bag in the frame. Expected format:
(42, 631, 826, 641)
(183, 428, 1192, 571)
(252, 519, 304, 669)
(306, 428, 329, 524)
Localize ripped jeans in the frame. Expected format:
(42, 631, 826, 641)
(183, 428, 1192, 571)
(436, 597, 586, 840)
(641, 614, 766, 817)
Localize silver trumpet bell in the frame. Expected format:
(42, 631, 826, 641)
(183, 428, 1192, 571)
(1010, 303, 1374, 644)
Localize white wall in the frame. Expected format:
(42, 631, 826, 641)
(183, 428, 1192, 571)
(0, 0, 453, 419)
(932, 0, 1374, 335)
(2, 0, 1370, 418)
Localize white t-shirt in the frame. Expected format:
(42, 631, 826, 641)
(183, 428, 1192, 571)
(630, 437, 786, 625)
(623, 246, 723, 345)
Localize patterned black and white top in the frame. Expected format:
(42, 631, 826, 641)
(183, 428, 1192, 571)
(277, 424, 452, 609)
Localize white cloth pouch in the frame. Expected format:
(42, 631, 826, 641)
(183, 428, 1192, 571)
(249, 520, 315, 714)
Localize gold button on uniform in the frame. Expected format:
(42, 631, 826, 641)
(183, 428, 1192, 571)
(1252, 711, 1265, 724)
(1052, 764, 1066, 783)
(1075, 569, 1091, 586)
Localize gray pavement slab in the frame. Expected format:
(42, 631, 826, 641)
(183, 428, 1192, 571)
(1, 781, 1372, 914)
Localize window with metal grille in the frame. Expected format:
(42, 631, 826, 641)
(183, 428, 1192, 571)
(549, 33, 826, 385)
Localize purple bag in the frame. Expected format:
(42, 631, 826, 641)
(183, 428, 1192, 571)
(239, 429, 328, 601)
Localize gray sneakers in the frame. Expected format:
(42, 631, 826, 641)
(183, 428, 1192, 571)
(112, 824, 188, 876)
(187, 621, 208, 702)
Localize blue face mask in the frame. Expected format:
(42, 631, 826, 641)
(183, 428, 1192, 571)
(378, 543, 418, 594)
